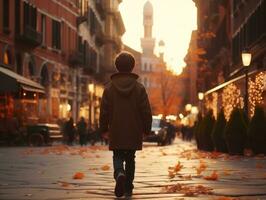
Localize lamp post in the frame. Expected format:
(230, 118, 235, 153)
(198, 92, 204, 114)
(88, 83, 94, 128)
(241, 50, 252, 117)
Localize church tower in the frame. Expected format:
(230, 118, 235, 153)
(141, 1, 155, 56)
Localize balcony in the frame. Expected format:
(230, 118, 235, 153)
(15, 25, 42, 47)
(77, 11, 88, 25)
(68, 51, 84, 66)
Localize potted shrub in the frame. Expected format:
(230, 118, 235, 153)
(198, 110, 215, 151)
(211, 109, 228, 153)
(224, 108, 247, 155)
(248, 106, 266, 154)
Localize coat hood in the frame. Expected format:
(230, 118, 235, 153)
(111, 73, 139, 96)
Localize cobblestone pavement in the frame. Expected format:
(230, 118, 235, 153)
(0, 138, 266, 200)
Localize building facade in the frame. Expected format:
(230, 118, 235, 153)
(190, 0, 266, 118)
(140, 1, 179, 116)
(0, 0, 125, 127)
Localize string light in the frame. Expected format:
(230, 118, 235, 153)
(222, 83, 244, 121)
(248, 72, 265, 117)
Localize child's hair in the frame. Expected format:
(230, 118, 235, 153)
(115, 51, 135, 72)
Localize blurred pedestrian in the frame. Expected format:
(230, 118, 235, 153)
(100, 52, 152, 197)
(77, 117, 87, 146)
(65, 117, 75, 145)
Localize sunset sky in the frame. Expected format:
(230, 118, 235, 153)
(119, 0, 197, 74)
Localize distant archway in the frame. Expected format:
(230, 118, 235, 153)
(23, 53, 36, 77)
(40, 64, 49, 87)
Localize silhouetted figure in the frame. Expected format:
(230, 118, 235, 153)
(77, 117, 87, 146)
(100, 52, 152, 197)
(65, 117, 75, 145)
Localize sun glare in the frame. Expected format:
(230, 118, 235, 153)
(119, 0, 197, 74)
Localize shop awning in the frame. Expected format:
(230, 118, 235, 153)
(0, 66, 45, 93)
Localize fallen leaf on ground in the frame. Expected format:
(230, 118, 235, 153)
(73, 172, 85, 179)
(222, 170, 231, 176)
(101, 165, 110, 171)
(195, 161, 207, 175)
(168, 171, 175, 178)
(215, 197, 239, 200)
(171, 161, 183, 172)
(204, 171, 218, 181)
(256, 162, 264, 169)
(58, 181, 70, 187)
(162, 183, 213, 196)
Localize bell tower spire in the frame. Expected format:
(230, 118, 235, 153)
(141, 1, 155, 56)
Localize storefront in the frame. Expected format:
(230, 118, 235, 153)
(0, 66, 45, 126)
(203, 70, 266, 120)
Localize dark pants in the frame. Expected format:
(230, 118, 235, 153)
(113, 150, 136, 192)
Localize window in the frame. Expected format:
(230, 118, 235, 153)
(23, 2, 37, 29)
(52, 20, 61, 50)
(3, 0, 9, 31)
(41, 15, 46, 45)
(3, 51, 10, 65)
(144, 63, 147, 71)
(149, 63, 153, 71)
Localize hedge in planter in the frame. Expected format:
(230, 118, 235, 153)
(211, 109, 228, 153)
(224, 108, 247, 155)
(198, 110, 215, 151)
(248, 106, 266, 154)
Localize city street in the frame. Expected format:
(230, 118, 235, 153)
(0, 138, 266, 200)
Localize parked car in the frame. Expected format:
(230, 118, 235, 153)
(27, 123, 63, 146)
(144, 116, 168, 146)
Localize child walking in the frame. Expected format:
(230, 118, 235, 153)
(100, 52, 152, 197)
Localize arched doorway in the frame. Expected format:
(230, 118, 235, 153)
(40, 64, 49, 86)
(23, 53, 36, 77)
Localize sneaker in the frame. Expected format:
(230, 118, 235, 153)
(115, 172, 126, 197)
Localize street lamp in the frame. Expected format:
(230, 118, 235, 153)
(198, 92, 204, 114)
(198, 92, 204, 100)
(241, 50, 252, 117)
(88, 83, 94, 127)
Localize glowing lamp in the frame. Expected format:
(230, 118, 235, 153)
(198, 92, 204, 100)
(241, 50, 252, 67)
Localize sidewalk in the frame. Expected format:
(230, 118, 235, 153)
(0, 138, 266, 199)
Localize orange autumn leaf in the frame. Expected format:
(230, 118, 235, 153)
(162, 183, 213, 195)
(222, 170, 231, 176)
(196, 161, 207, 175)
(204, 171, 218, 181)
(101, 165, 110, 171)
(174, 161, 183, 172)
(161, 151, 167, 156)
(73, 172, 85, 179)
(216, 197, 238, 200)
(58, 181, 70, 187)
(256, 163, 264, 169)
(168, 171, 175, 179)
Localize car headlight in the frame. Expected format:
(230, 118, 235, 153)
(155, 131, 159, 135)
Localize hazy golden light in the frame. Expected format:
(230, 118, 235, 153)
(119, 0, 197, 74)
